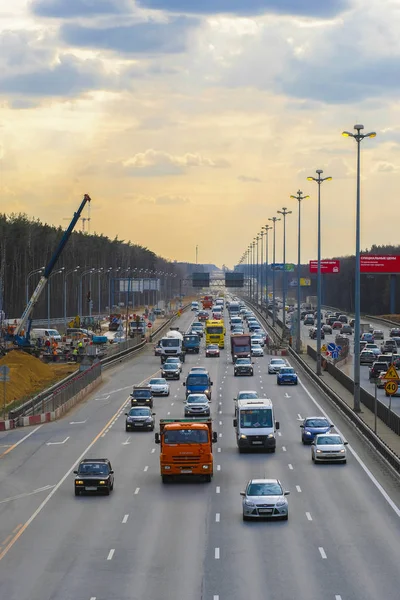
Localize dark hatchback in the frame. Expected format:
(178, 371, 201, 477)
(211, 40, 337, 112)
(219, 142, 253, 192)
(74, 458, 114, 496)
(300, 417, 333, 444)
(125, 407, 155, 431)
(161, 363, 181, 380)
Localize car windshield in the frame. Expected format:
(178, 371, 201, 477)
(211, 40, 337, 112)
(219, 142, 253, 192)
(316, 435, 342, 445)
(271, 359, 285, 365)
(129, 408, 151, 416)
(133, 390, 151, 398)
(166, 358, 180, 363)
(48, 330, 59, 336)
(240, 409, 273, 428)
(150, 379, 165, 385)
(78, 462, 109, 475)
(186, 375, 209, 385)
(236, 359, 251, 365)
(252, 345, 262, 350)
(280, 368, 294, 374)
(186, 396, 208, 404)
(207, 326, 224, 334)
(247, 482, 282, 496)
(162, 339, 180, 347)
(164, 429, 209, 443)
(238, 393, 258, 399)
(184, 336, 198, 342)
(207, 345, 218, 350)
(163, 364, 177, 370)
(305, 418, 329, 428)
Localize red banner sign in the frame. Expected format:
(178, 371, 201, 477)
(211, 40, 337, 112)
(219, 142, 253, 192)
(360, 255, 400, 273)
(309, 260, 340, 274)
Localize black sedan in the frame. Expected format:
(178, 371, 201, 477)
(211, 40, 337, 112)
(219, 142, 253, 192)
(74, 458, 114, 496)
(234, 358, 254, 376)
(161, 363, 181, 380)
(206, 344, 220, 358)
(125, 407, 155, 431)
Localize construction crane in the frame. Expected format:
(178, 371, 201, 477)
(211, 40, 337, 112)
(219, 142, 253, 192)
(11, 194, 91, 346)
(63, 201, 91, 233)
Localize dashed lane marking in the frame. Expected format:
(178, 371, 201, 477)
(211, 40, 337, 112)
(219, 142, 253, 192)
(288, 464, 293, 470)
(306, 512, 312, 521)
(143, 466, 149, 472)
(319, 547, 327, 559)
(122, 515, 129, 523)
(107, 549, 115, 561)
(134, 488, 140, 494)
(216, 486, 220, 494)
(215, 548, 220, 559)
(296, 485, 302, 493)
(215, 513, 220, 522)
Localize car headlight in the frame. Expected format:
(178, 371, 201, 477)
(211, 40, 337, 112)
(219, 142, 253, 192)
(316, 449, 322, 453)
(267, 433, 274, 438)
(99, 480, 106, 485)
(245, 500, 255, 507)
(132, 399, 137, 402)
(164, 466, 171, 470)
(76, 480, 84, 485)
(276, 499, 287, 507)
(305, 431, 312, 435)
(204, 389, 209, 394)
(146, 399, 150, 402)
(240, 434, 247, 439)
(339, 449, 346, 453)
(202, 465, 209, 469)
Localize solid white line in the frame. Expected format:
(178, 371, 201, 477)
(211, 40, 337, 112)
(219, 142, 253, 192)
(298, 377, 400, 517)
(282, 446, 287, 452)
(216, 486, 220, 494)
(0, 485, 55, 505)
(318, 547, 327, 559)
(143, 466, 148, 472)
(122, 514, 129, 523)
(134, 487, 140, 494)
(288, 464, 293, 470)
(306, 512, 312, 521)
(215, 547, 220, 559)
(107, 549, 115, 560)
(215, 513, 220, 522)
(296, 485, 302, 493)
(6, 425, 42, 451)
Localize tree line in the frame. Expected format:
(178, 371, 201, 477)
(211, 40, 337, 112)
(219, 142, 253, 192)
(0, 213, 186, 321)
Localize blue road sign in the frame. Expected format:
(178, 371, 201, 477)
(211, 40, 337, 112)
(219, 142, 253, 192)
(327, 343, 336, 352)
(271, 263, 295, 272)
(331, 350, 339, 359)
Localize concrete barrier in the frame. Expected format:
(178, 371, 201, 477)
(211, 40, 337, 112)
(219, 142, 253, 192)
(0, 419, 16, 431)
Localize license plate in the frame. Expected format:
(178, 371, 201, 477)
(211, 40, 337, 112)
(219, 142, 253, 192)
(259, 509, 273, 514)
(85, 486, 97, 491)
(134, 423, 144, 426)
(181, 469, 192, 474)
(252, 441, 263, 445)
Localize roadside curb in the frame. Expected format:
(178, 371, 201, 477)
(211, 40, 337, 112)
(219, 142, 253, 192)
(0, 419, 16, 431)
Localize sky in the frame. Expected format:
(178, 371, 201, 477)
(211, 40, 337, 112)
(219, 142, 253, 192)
(1, 0, 400, 269)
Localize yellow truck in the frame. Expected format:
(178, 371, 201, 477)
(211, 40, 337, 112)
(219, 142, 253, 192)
(205, 319, 225, 348)
(155, 419, 217, 483)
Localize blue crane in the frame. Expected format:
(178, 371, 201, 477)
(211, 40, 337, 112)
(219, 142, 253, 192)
(11, 194, 91, 347)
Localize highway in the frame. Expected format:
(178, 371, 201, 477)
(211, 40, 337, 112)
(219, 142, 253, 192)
(0, 306, 399, 600)
(279, 308, 400, 416)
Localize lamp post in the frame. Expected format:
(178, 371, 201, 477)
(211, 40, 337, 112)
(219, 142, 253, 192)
(48, 267, 64, 328)
(26, 267, 44, 305)
(342, 124, 376, 411)
(277, 207, 292, 330)
(268, 217, 280, 327)
(79, 268, 95, 317)
(64, 266, 80, 325)
(259, 230, 264, 308)
(307, 170, 332, 375)
(262, 225, 272, 310)
(255, 236, 260, 305)
(290, 190, 310, 353)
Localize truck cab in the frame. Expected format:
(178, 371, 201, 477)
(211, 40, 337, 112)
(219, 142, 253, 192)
(183, 372, 213, 399)
(183, 334, 200, 354)
(155, 419, 218, 482)
(233, 398, 279, 453)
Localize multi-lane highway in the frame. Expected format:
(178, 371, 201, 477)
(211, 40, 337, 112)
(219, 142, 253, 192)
(0, 306, 399, 600)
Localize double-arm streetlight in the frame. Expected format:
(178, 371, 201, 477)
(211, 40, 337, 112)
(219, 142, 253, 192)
(48, 267, 65, 327)
(26, 267, 44, 305)
(268, 217, 280, 326)
(307, 170, 332, 375)
(342, 124, 376, 412)
(290, 190, 310, 352)
(277, 207, 292, 330)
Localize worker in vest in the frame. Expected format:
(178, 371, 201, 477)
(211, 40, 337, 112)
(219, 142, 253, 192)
(52, 347, 58, 362)
(72, 347, 78, 362)
(77, 340, 84, 355)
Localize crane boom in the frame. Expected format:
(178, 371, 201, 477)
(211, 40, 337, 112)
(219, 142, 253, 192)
(14, 194, 91, 339)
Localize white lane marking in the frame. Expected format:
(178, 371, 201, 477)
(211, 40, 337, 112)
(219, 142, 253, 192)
(213, 595, 219, 600)
(46, 437, 70, 446)
(69, 420, 87, 424)
(219, 432, 222, 438)
(171, 402, 174, 406)
(215, 513, 220, 522)
(0, 485, 55, 505)
(277, 431, 282, 436)
(122, 438, 131, 446)
(219, 421, 222, 426)
(335, 596, 342, 600)
(284, 393, 291, 398)
(90, 597, 96, 600)
(215, 547, 220, 559)
(122, 514, 129, 523)
(298, 377, 400, 517)
(216, 486, 220, 494)
(167, 412, 170, 416)
(94, 394, 110, 401)
(217, 447, 221, 453)
(107, 549, 115, 561)
(143, 466, 148, 472)
(3, 425, 42, 452)
(297, 413, 303, 420)
(306, 512, 312, 521)
(288, 464, 293, 470)
(217, 465, 221, 471)
(219, 410, 222, 415)
(296, 485, 302, 493)
(319, 547, 327, 559)
(219, 401, 222, 405)
(282, 446, 287, 452)
(134, 487, 140, 495)
(151, 448, 155, 453)
(261, 386, 263, 390)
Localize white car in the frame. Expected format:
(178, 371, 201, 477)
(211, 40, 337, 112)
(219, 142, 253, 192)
(149, 378, 170, 396)
(251, 335, 265, 347)
(311, 433, 348, 464)
(251, 344, 264, 357)
(268, 358, 287, 374)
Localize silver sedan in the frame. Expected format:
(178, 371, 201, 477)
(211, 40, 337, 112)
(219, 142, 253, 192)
(241, 479, 289, 521)
(311, 433, 348, 464)
(268, 358, 287, 374)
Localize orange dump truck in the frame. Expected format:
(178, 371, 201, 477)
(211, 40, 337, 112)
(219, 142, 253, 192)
(155, 419, 217, 483)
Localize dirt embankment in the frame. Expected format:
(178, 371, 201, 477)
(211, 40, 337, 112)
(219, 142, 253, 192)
(0, 351, 77, 407)
(379, 315, 400, 324)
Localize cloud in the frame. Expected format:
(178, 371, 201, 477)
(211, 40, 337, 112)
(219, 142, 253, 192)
(156, 195, 190, 205)
(238, 175, 261, 183)
(60, 16, 199, 55)
(0, 54, 114, 97)
(372, 161, 400, 173)
(137, 0, 348, 18)
(31, 0, 131, 18)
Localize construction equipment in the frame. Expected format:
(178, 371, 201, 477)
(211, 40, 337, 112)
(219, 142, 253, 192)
(10, 194, 91, 347)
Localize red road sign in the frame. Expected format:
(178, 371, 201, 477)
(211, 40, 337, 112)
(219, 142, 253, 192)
(360, 255, 400, 274)
(147, 322, 152, 328)
(309, 260, 340, 274)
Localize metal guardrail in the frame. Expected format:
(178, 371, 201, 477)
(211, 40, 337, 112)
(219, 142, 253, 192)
(241, 297, 400, 476)
(9, 305, 189, 420)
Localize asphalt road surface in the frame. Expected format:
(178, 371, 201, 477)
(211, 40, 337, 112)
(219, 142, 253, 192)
(0, 306, 399, 600)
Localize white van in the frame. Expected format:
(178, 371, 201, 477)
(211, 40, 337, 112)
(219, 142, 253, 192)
(31, 328, 62, 342)
(233, 398, 279, 453)
(191, 301, 199, 311)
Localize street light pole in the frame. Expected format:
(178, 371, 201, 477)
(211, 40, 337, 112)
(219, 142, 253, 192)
(255, 235, 260, 306)
(307, 170, 332, 375)
(26, 267, 44, 305)
(277, 207, 292, 330)
(290, 190, 310, 353)
(48, 268, 64, 328)
(268, 217, 280, 327)
(262, 225, 272, 310)
(64, 266, 80, 325)
(342, 124, 376, 411)
(259, 230, 264, 308)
